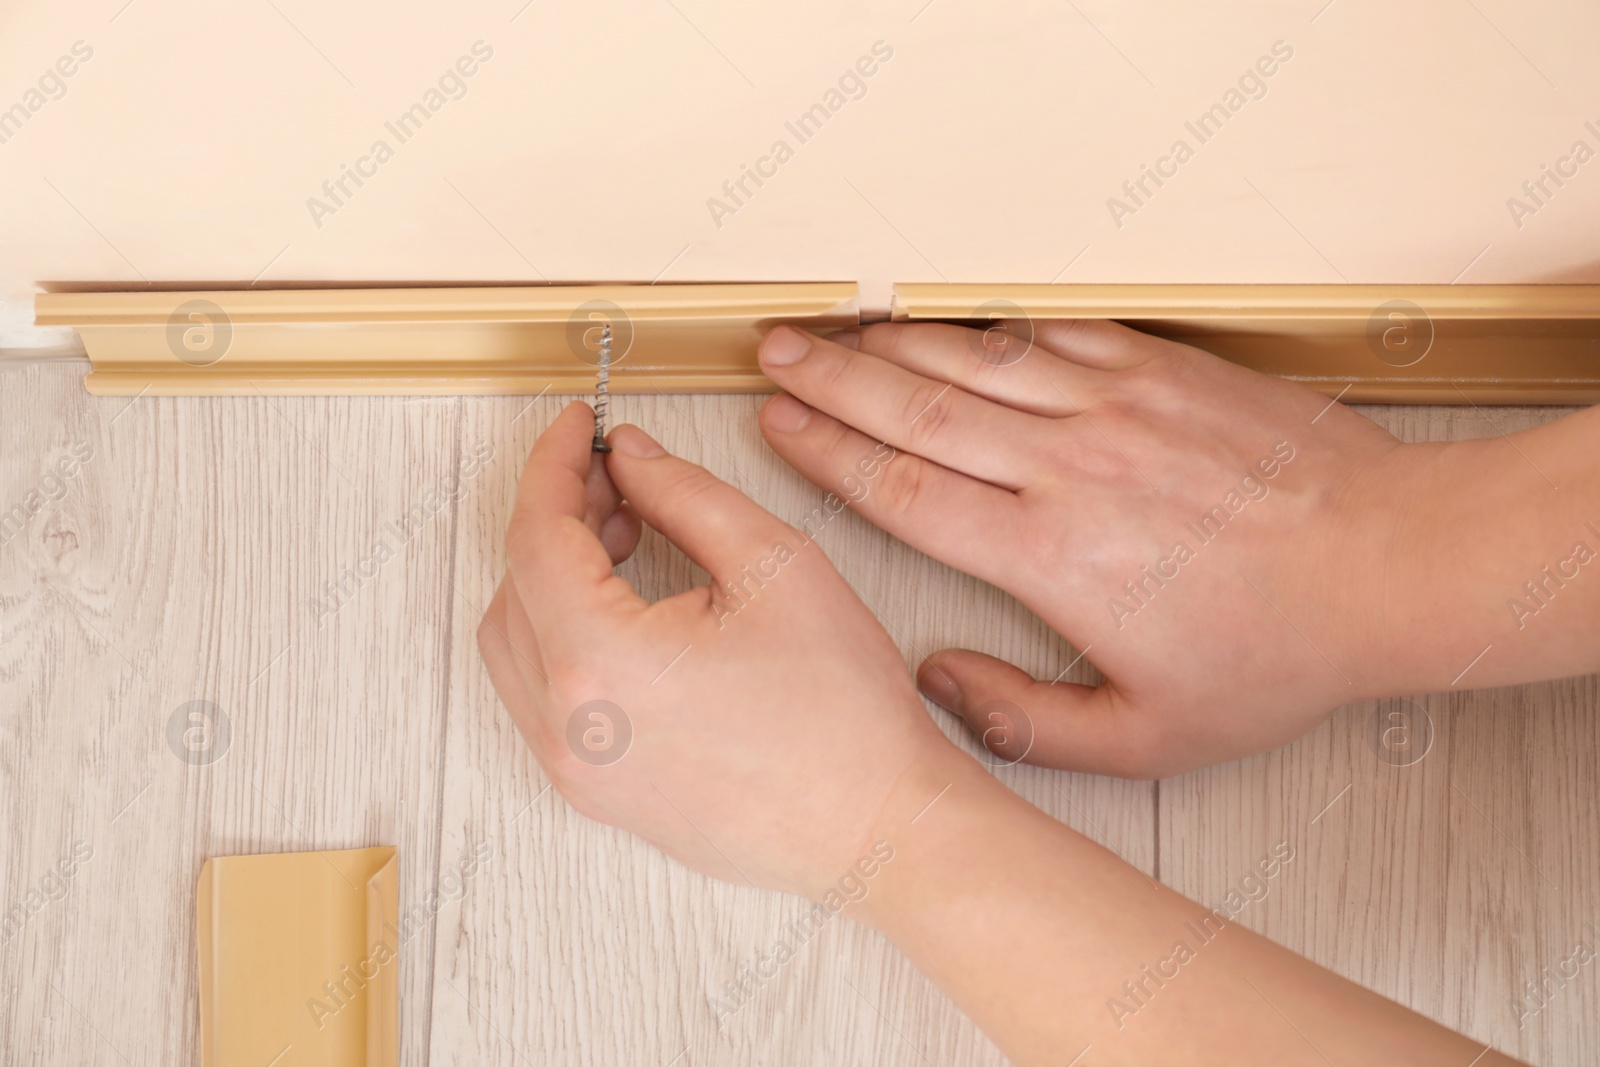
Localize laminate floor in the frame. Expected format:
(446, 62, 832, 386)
(1, 362, 1593, 1065)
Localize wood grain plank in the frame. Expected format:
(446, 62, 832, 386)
(1158, 404, 1599, 1067)
(427, 393, 1154, 1067)
(0, 363, 462, 1065)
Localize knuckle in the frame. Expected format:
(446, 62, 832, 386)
(817, 345, 856, 392)
(969, 349, 1017, 387)
(873, 456, 930, 520)
(1094, 399, 1145, 451)
(877, 323, 917, 363)
(859, 321, 900, 354)
(1064, 400, 1146, 480)
(821, 416, 857, 459)
(1123, 356, 1189, 412)
(1087, 394, 1135, 429)
(1050, 318, 1097, 356)
(1059, 318, 1091, 345)
(661, 464, 726, 511)
(902, 383, 953, 448)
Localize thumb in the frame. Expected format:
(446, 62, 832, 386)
(604, 423, 802, 586)
(917, 650, 1158, 779)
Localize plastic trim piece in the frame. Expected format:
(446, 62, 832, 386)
(196, 846, 398, 1067)
(36, 283, 1600, 402)
(894, 283, 1600, 404)
(36, 284, 861, 396)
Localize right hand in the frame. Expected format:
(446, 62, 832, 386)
(478, 402, 971, 901)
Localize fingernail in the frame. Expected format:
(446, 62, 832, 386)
(917, 662, 963, 713)
(610, 424, 665, 458)
(761, 326, 811, 367)
(762, 393, 813, 433)
(828, 329, 861, 350)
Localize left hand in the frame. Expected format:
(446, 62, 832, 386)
(754, 320, 1427, 778)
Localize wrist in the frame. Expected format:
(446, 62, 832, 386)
(1336, 427, 1598, 695)
(1327, 437, 1495, 696)
(849, 749, 1054, 934)
(843, 747, 1183, 1066)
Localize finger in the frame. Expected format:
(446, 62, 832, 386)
(506, 402, 647, 642)
(583, 450, 640, 564)
(758, 326, 1055, 490)
(605, 424, 811, 588)
(500, 576, 551, 692)
(917, 650, 1161, 779)
(1032, 318, 1168, 370)
(599, 503, 642, 565)
(827, 322, 1099, 418)
(477, 581, 547, 756)
(760, 394, 1026, 588)
(583, 451, 625, 535)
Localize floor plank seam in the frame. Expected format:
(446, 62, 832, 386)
(1152, 779, 1161, 883)
(419, 396, 466, 1063)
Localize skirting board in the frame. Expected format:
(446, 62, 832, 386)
(35, 284, 861, 397)
(35, 283, 1600, 402)
(896, 284, 1600, 404)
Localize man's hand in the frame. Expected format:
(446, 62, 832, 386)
(755, 320, 1470, 777)
(478, 402, 965, 899)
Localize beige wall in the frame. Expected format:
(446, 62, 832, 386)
(3, 0, 1599, 333)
